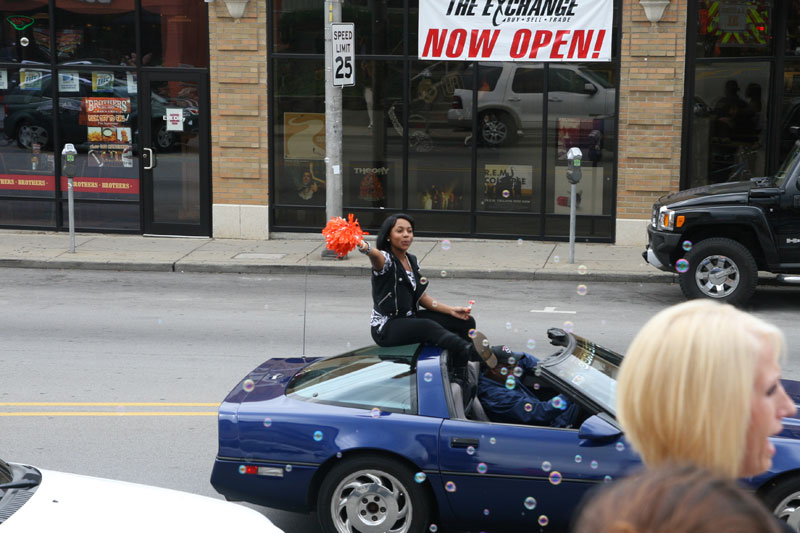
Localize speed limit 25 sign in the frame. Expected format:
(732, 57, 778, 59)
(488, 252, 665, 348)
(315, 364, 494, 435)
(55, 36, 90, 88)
(331, 23, 355, 87)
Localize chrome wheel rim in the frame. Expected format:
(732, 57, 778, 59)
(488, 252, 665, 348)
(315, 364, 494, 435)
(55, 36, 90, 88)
(694, 254, 740, 298)
(330, 469, 412, 533)
(18, 124, 48, 148)
(774, 490, 800, 529)
(481, 117, 507, 145)
(156, 126, 172, 149)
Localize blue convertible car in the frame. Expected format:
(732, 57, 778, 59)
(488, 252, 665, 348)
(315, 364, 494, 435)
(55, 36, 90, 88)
(211, 329, 800, 532)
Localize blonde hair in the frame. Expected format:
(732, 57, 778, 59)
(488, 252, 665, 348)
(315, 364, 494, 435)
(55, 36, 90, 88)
(616, 300, 785, 479)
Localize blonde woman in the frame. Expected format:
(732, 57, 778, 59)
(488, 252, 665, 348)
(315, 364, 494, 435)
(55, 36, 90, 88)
(617, 299, 795, 479)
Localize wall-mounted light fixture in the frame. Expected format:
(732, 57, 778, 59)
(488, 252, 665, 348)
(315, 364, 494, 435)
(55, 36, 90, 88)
(639, 0, 670, 24)
(222, 0, 249, 19)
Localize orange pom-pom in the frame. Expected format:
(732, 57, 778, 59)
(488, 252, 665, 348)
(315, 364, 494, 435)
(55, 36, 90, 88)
(321, 213, 368, 257)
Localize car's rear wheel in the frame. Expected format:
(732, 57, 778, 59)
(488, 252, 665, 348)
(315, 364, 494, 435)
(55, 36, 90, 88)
(479, 111, 515, 147)
(317, 455, 431, 533)
(678, 237, 757, 306)
(759, 476, 800, 530)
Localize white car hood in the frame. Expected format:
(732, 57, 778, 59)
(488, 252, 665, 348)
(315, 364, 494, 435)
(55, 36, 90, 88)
(2, 469, 282, 533)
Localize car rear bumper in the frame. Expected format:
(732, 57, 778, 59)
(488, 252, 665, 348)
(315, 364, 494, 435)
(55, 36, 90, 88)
(643, 226, 681, 272)
(210, 457, 317, 513)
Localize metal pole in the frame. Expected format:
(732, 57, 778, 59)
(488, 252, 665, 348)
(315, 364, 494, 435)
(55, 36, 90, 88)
(322, 0, 343, 258)
(68, 177, 75, 253)
(568, 183, 576, 264)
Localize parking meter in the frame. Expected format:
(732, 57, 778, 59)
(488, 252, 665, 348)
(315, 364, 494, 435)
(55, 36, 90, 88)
(566, 147, 583, 263)
(62, 144, 77, 253)
(566, 147, 583, 184)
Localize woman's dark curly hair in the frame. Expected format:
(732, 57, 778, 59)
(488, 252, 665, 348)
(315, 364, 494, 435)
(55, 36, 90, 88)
(375, 213, 415, 252)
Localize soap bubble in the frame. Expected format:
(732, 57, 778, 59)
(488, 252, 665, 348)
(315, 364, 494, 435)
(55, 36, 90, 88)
(483, 508, 490, 516)
(431, 300, 438, 308)
(604, 475, 613, 483)
(420, 276, 428, 284)
(541, 461, 552, 472)
(423, 372, 433, 382)
(533, 383, 540, 390)
(505, 321, 512, 330)
(551, 396, 565, 409)
(440, 270, 447, 277)
(313, 430, 323, 442)
(502, 190, 510, 198)
(615, 442, 625, 452)
(507, 356, 515, 365)
(513, 367, 523, 377)
(285, 464, 292, 472)
(262, 418, 272, 428)
(524, 403, 533, 412)
(578, 264, 587, 275)
(489, 437, 496, 444)
(445, 481, 456, 492)
(517, 238, 523, 245)
(500, 367, 508, 376)
(553, 255, 560, 263)
(429, 525, 438, 533)
(505, 378, 516, 390)
(524, 496, 537, 510)
(468, 329, 477, 338)
(482, 339, 489, 347)
(577, 284, 587, 296)
(414, 472, 427, 483)
(336, 452, 342, 458)
(466, 446, 475, 455)
(477, 462, 488, 474)
(548, 471, 562, 485)
(538, 515, 549, 527)
(563, 321, 574, 333)
(675, 259, 690, 273)
(574, 454, 582, 463)
(590, 460, 598, 469)
(242, 379, 255, 392)
(238, 465, 247, 474)
(441, 239, 451, 251)
(682, 240, 693, 251)
(527, 338, 536, 350)
(370, 408, 381, 418)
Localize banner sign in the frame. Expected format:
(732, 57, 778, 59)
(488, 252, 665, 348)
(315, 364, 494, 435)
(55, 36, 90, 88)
(60, 176, 139, 194)
(0, 174, 55, 192)
(418, 0, 613, 62)
(81, 97, 131, 126)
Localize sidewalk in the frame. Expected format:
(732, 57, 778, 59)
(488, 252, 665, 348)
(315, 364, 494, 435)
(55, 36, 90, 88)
(0, 230, 675, 283)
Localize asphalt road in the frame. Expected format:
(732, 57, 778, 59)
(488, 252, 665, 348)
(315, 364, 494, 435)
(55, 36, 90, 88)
(3, 268, 800, 532)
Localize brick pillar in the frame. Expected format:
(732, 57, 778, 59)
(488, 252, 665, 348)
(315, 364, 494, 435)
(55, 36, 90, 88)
(616, 0, 688, 244)
(208, 0, 269, 239)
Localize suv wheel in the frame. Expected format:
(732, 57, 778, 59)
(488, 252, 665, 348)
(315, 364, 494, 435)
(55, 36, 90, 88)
(479, 112, 516, 147)
(16, 121, 49, 150)
(678, 237, 758, 305)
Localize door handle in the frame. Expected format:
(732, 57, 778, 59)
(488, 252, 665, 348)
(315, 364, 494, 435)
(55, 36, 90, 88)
(450, 437, 479, 448)
(507, 97, 521, 102)
(143, 147, 155, 170)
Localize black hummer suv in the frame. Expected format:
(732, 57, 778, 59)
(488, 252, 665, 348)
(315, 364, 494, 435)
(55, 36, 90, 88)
(644, 141, 800, 305)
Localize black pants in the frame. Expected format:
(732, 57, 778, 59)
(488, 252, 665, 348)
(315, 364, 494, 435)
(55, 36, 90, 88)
(371, 311, 477, 366)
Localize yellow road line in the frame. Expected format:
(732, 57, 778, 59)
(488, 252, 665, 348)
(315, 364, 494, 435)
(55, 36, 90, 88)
(0, 412, 217, 417)
(0, 402, 218, 406)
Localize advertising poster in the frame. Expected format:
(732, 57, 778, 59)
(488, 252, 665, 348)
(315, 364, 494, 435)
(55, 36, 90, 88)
(126, 72, 137, 94)
(0, 69, 7, 90)
(165, 108, 184, 132)
(283, 112, 325, 160)
(283, 160, 325, 205)
(20, 70, 43, 90)
(481, 164, 533, 211)
(81, 97, 131, 126)
(92, 71, 115, 93)
(59, 71, 80, 93)
(418, 0, 613, 62)
(348, 161, 390, 207)
(552, 166, 603, 215)
(557, 117, 604, 164)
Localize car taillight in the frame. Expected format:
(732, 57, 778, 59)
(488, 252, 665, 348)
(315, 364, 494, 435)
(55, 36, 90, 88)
(452, 96, 462, 109)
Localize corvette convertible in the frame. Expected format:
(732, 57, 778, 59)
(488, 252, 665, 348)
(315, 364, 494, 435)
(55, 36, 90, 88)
(211, 329, 800, 532)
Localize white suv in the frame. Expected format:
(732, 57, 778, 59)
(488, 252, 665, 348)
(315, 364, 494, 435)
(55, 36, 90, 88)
(447, 62, 615, 147)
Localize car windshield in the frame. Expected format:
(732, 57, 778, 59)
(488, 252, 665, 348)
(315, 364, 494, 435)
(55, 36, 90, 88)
(775, 141, 800, 187)
(539, 334, 621, 415)
(286, 344, 419, 414)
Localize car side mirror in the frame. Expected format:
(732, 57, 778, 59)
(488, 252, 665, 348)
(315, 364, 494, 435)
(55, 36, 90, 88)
(584, 83, 597, 95)
(578, 414, 622, 441)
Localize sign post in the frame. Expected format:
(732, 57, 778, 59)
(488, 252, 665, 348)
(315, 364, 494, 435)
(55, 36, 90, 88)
(322, 1, 346, 258)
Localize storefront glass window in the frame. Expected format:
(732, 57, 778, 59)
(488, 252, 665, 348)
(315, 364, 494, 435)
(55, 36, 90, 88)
(0, 67, 56, 196)
(272, 57, 326, 228)
(407, 59, 471, 231)
(786, 2, 800, 56)
(689, 61, 769, 188)
(54, 0, 135, 65)
(141, 0, 208, 68)
(341, 59, 404, 229)
(696, 0, 772, 58)
(57, 71, 139, 201)
(781, 60, 800, 162)
(344, 0, 405, 56)
(545, 63, 616, 234)
(273, 3, 323, 54)
(0, 2, 51, 64)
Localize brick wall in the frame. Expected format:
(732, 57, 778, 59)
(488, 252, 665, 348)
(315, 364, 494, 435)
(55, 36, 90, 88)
(618, 0, 688, 219)
(208, 0, 269, 207)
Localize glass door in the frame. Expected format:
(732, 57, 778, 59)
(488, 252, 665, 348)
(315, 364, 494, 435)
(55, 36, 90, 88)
(140, 71, 209, 236)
